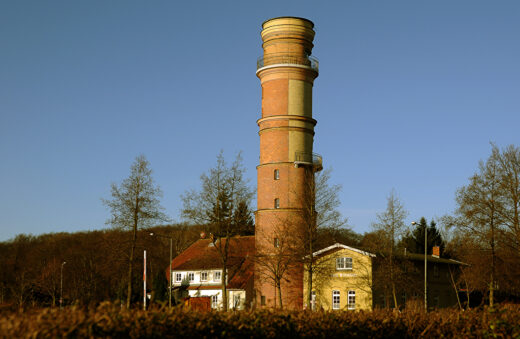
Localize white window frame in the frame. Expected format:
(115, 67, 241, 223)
(175, 273, 182, 282)
(311, 291, 316, 311)
(188, 272, 194, 282)
(211, 295, 219, 309)
(200, 271, 208, 282)
(336, 257, 353, 270)
(347, 290, 355, 310)
(332, 290, 340, 310)
(214, 271, 221, 282)
(233, 294, 241, 308)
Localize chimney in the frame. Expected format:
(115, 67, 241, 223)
(432, 246, 440, 258)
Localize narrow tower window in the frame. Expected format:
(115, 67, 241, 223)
(274, 198, 280, 209)
(274, 238, 279, 248)
(274, 169, 279, 180)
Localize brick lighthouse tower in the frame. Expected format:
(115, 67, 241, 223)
(255, 17, 322, 309)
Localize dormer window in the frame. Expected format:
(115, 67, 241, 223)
(336, 257, 353, 270)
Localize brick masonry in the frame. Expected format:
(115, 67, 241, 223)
(255, 17, 319, 310)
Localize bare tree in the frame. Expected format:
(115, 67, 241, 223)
(495, 144, 520, 256)
(371, 189, 408, 308)
(455, 149, 502, 307)
(181, 151, 253, 311)
(299, 168, 349, 309)
(34, 258, 61, 307)
(103, 155, 168, 308)
(3, 235, 38, 309)
(255, 222, 299, 309)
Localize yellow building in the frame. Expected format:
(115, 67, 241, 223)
(304, 243, 375, 311)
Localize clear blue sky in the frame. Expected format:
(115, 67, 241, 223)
(1, 1, 519, 241)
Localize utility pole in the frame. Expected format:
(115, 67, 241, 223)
(143, 250, 147, 310)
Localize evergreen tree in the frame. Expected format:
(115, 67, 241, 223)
(401, 217, 446, 255)
(232, 200, 255, 236)
(207, 190, 232, 236)
(152, 271, 168, 303)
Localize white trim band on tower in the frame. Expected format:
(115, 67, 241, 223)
(256, 63, 318, 76)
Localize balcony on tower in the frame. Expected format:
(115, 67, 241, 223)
(257, 54, 319, 73)
(294, 151, 323, 172)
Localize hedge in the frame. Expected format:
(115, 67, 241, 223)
(1, 303, 519, 338)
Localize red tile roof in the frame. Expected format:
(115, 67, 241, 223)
(169, 235, 255, 290)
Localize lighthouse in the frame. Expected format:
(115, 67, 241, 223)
(255, 17, 321, 309)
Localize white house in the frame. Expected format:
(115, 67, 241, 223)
(169, 235, 254, 310)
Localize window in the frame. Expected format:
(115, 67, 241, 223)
(332, 290, 340, 310)
(336, 257, 353, 270)
(274, 198, 280, 209)
(211, 295, 219, 309)
(274, 169, 279, 180)
(274, 238, 279, 248)
(175, 273, 182, 282)
(234, 294, 241, 308)
(214, 271, 221, 281)
(201, 272, 208, 281)
(261, 295, 266, 306)
(311, 291, 316, 310)
(348, 290, 355, 310)
(188, 273, 194, 282)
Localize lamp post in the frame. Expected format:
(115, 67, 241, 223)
(150, 232, 173, 308)
(412, 221, 427, 311)
(60, 261, 66, 309)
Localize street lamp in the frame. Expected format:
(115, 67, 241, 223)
(411, 221, 427, 311)
(60, 261, 66, 309)
(150, 232, 173, 308)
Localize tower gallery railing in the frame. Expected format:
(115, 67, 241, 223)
(294, 151, 323, 172)
(257, 55, 319, 72)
